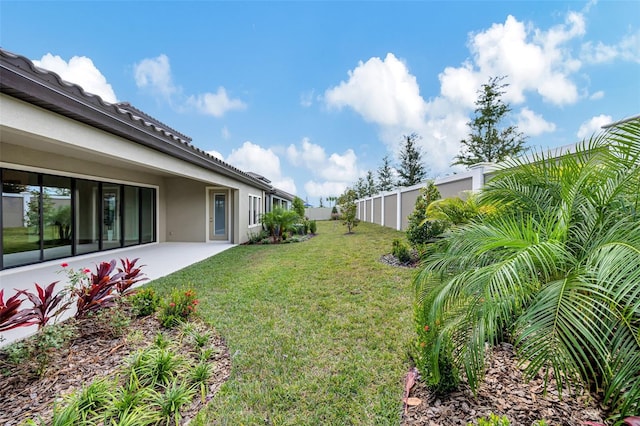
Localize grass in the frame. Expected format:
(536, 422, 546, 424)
(150, 221, 416, 425)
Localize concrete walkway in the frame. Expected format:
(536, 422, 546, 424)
(0, 242, 235, 346)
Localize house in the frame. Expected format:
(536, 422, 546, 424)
(0, 48, 293, 271)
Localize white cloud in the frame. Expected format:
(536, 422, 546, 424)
(226, 141, 296, 194)
(304, 181, 349, 199)
(134, 54, 246, 118)
(34, 53, 117, 103)
(287, 138, 360, 181)
(324, 53, 427, 129)
(133, 54, 178, 99)
(286, 137, 361, 198)
(581, 30, 640, 64)
(577, 114, 612, 139)
(300, 89, 315, 107)
(322, 8, 607, 176)
(516, 108, 556, 136)
(221, 126, 231, 140)
(188, 87, 247, 117)
(467, 13, 583, 106)
(589, 90, 604, 100)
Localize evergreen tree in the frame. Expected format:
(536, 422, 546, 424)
(365, 170, 376, 196)
(377, 154, 396, 192)
(397, 133, 427, 187)
(354, 177, 367, 199)
(454, 76, 526, 166)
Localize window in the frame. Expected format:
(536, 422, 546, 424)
(248, 194, 261, 226)
(1, 168, 156, 270)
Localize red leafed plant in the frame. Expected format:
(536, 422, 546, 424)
(0, 289, 37, 332)
(115, 257, 147, 295)
(16, 282, 71, 329)
(73, 260, 124, 317)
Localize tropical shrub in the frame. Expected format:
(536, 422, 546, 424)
(0, 289, 36, 333)
(414, 119, 640, 419)
(115, 258, 148, 295)
(406, 182, 444, 248)
(392, 238, 412, 263)
(16, 282, 71, 329)
(309, 220, 317, 234)
(71, 259, 124, 318)
(261, 207, 300, 243)
(159, 289, 198, 328)
(129, 287, 161, 317)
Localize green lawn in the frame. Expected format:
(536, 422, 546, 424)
(150, 221, 417, 425)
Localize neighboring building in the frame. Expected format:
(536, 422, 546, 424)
(0, 48, 293, 270)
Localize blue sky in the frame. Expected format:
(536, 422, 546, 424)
(1, 1, 639, 203)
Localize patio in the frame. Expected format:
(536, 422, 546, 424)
(0, 242, 235, 346)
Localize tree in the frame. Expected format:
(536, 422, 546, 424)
(454, 76, 526, 166)
(398, 133, 427, 187)
(354, 177, 367, 199)
(365, 170, 376, 197)
(338, 188, 358, 233)
(319, 197, 324, 208)
(415, 119, 640, 418)
(292, 196, 305, 218)
(377, 155, 396, 192)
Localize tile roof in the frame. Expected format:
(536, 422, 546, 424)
(0, 48, 275, 191)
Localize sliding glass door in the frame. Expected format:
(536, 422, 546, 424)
(1, 168, 156, 270)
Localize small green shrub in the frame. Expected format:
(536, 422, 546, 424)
(75, 378, 114, 422)
(247, 229, 269, 244)
(309, 220, 317, 234)
(470, 413, 511, 426)
(12, 322, 77, 377)
(392, 239, 412, 263)
(414, 313, 459, 396)
(405, 182, 445, 248)
(129, 288, 161, 317)
(149, 380, 194, 425)
(158, 289, 198, 328)
(88, 306, 131, 338)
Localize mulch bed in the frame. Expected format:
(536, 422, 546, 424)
(0, 312, 230, 425)
(382, 252, 607, 425)
(402, 343, 606, 426)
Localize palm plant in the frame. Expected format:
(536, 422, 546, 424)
(260, 207, 300, 243)
(414, 118, 640, 418)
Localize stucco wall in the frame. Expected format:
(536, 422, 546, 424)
(373, 197, 382, 225)
(436, 177, 473, 199)
(306, 207, 332, 221)
(165, 178, 206, 242)
(383, 193, 397, 228)
(400, 189, 421, 230)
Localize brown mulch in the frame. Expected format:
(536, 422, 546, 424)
(0, 312, 230, 425)
(402, 343, 606, 426)
(384, 252, 607, 425)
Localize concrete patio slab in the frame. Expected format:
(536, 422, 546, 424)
(0, 242, 235, 347)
